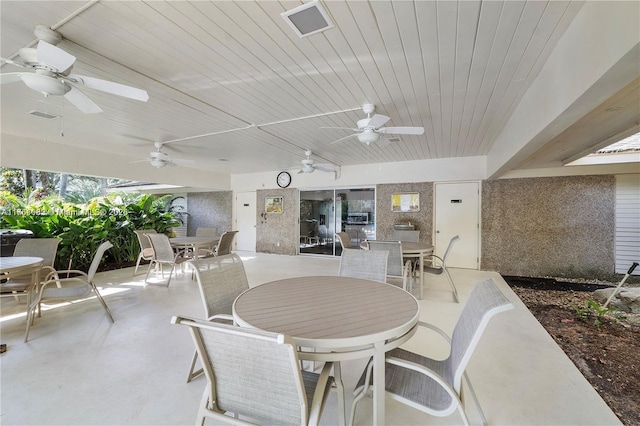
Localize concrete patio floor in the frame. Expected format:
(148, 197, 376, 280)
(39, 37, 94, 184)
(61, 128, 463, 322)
(0, 252, 620, 425)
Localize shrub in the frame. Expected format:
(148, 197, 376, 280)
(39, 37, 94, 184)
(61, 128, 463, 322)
(1, 192, 180, 270)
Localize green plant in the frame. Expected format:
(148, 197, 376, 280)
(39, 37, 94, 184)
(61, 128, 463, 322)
(574, 299, 612, 327)
(1, 192, 181, 271)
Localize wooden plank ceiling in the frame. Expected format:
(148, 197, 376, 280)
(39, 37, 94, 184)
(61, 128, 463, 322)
(0, 1, 604, 175)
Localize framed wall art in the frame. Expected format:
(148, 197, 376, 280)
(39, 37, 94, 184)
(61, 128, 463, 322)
(265, 196, 284, 214)
(392, 192, 419, 212)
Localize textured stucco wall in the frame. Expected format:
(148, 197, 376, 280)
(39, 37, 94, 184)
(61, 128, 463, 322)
(376, 182, 433, 243)
(256, 188, 298, 255)
(187, 192, 233, 236)
(482, 175, 615, 278)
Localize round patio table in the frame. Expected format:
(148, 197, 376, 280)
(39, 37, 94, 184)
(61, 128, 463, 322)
(233, 275, 420, 425)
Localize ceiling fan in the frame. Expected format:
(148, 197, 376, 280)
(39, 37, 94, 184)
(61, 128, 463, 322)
(324, 103, 424, 145)
(131, 142, 195, 169)
(298, 150, 338, 174)
(0, 25, 148, 114)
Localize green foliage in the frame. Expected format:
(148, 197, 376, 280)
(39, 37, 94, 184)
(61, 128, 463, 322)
(1, 192, 181, 271)
(573, 299, 612, 327)
(1, 169, 25, 194)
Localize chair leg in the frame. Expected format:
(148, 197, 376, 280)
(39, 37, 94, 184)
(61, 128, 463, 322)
(144, 260, 155, 284)
(134, 253, 143, 276)
(91, 283, 115, 323)
(187, 350, 204, 383)
(444, 266, 459, 303)
(462, 371, 487, 426)
(349, 358, 374, 426)
(166, 264, 177, 287)
(24, 302, 36, 342)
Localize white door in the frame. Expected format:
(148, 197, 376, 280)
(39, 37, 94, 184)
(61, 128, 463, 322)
(235, 191, 256, 252)
(434, 182, 480, 269)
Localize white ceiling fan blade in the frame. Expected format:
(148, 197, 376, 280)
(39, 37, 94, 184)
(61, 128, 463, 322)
(64, 86, 103, 113)
(69, 74, 149, 102)
(173, 159, 196, 165)
(330, 133, 358, 145)
(37, 40, 75, 72)
(367, 114, 390, 129)
(314, 163, 336, 173)
(378, 126, 424, 135)
(0, 72, 25, 84)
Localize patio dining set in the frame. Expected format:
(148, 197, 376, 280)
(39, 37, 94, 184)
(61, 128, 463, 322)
(1, 229, 514, 425)
(0, 227, 238, 342)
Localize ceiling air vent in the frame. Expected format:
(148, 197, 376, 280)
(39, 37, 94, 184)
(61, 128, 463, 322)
(281, 0, 334, 38)
(29, 110, 60, 119)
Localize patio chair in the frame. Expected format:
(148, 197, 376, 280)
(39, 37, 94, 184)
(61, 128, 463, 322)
(194, 227, 218, 256)
(172, 316, 344, 426)
(186, 253, 249, 383)
(213, 230, 238, 256)
(133, 229, 156, 275)
(335, 232, 352, 249)
(425, 235, 460, 302)
(1, 237, 61, 304)
(350, 278, 513, 426)
(24, 241, 115, 342)
(338, 248, 388, 283)
(365, 240, 413, 292)
(144, 233, 189, 286)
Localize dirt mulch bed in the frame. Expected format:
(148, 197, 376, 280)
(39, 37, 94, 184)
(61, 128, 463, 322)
(504, 276, 640, 426)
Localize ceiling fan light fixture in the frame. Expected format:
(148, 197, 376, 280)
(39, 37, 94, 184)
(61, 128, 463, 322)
(281, 0, 334, 38)
(150, 158, 167, 168)
(20, 73, 70, 96)
(358, 130, 380, 144)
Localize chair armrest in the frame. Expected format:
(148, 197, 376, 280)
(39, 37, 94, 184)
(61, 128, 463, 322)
(425, 254, 444, 267)
(416, 320, 452, 344)
(45, 269, 88, 280)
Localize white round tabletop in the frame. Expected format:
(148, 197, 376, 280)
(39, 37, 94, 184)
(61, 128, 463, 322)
(0, 256, 44, 276)
(233, 275, 419, 349)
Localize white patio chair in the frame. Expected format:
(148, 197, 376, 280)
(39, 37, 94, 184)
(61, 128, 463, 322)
(338, 248, 388, 283)
(1, 237, 61, 304)
(350, 278, 513, 426)
(185, 253, 249, 383)
(425, 235, 460, 302)
(365, 240, 413, 292)
(133, 229, 156, 275)
(335, 232, 352, 249)
(172, 316, 345, 426)
(144, 233, 189, 286)
(194, 227, 218, 256)
(213, 230, 238, 256)
(24, 241, 115, 342)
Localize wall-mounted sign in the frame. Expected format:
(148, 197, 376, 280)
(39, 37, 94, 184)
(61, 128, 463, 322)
(392, 192, 419, 212)
(265, 196, 283, 214)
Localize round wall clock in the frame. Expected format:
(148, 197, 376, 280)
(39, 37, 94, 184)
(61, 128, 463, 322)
(276, 171, 291, 188)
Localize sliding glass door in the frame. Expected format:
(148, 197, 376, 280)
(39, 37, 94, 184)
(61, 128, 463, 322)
(299, 187, 375, 256)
